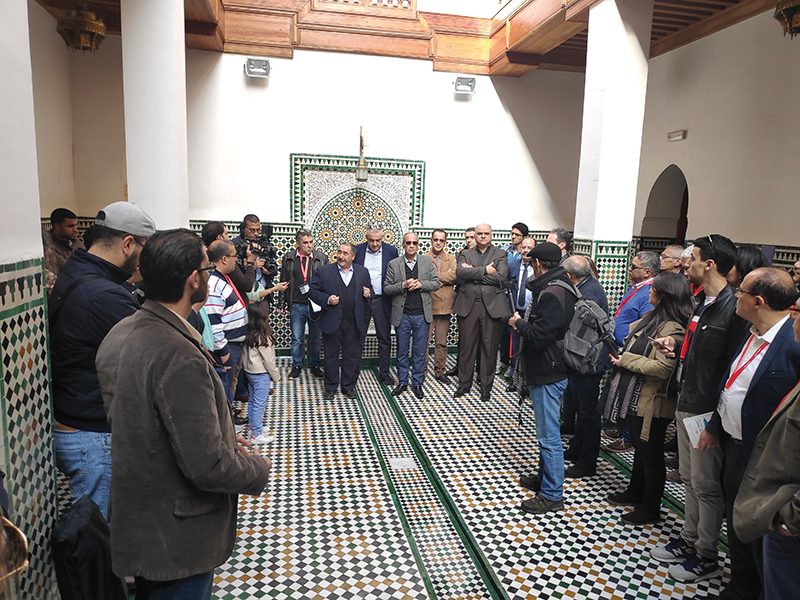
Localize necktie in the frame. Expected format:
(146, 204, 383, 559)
(517, 264, 528, 308)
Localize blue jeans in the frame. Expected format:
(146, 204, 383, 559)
(215, 342, 243, 402)
(54, 429, 112, 519)
(290, 304, 322, 368)
(247, 372, 271, 437)
(134, 570, 213, 600)
(396, 313, 428, 387)
(763, 530, 800, 600)
(527, 379, 568, 501)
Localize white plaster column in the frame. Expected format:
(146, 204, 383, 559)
(120, 0, 189, 229)
(0, 1, 46, 262)
(574, 0, 654, 242)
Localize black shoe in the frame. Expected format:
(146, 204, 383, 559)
(412, 386, 424, 399)
(233, 414, 248, 426)
(288, 367, 302, 379)
(621, 506, 662, 526)
(506, 381, 517, 392)
(234, 393, 249, 403)
(453, 387, 470, 398)
(392, 384, 407, 397)
(564, 464, 596, 479)
(310, 366, 325, 379)
(607, 490, 641, 507)
(480, 392, 491, 402)
(434, 375, 450, 385)
(323, 390, 335, 401)
(445, 366, 458, 377)
(344, 388, 357, 399)
(519, 474, 541, 492)
(381, 375, 395, 386)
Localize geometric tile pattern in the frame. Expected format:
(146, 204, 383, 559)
(0, 258, 59, 600)
(589, 239, 633, 311)
(391, 356, 731, 599)
(215, 364, 430, 600)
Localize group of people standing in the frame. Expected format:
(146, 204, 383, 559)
(41, 203, 800, 599)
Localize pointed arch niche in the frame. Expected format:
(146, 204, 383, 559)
(640, 164, 688, 245)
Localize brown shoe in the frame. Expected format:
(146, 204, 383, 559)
(605, 439, 634, 453)
(666, 469, 682, 483)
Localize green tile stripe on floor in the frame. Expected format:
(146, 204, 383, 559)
(600, 447, 730, 552)
(372, 368, 510, 600)
(351, 387, 438, 600)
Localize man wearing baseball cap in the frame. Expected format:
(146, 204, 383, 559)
(506, 241, 577, 515)
(49, 201, 156, 518)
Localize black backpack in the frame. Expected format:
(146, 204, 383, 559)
(541, 279, 616, 374)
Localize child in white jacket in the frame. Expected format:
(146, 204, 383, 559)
(243, 300, 280, 445)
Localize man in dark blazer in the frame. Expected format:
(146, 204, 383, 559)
(699, 267, 800, 600)
(310, 243, 374, 400)
(355, 225, 399, 386)
(453, 223, 510, 401)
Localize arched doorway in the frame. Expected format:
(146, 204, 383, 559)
(641, 164, 688, 244)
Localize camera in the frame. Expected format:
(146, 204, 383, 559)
(234, 224, 279, 277)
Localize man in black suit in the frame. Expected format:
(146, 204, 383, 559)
(453, 223, 510, 401)
(355, 225, 399, 386)
(309, 243, 374, 400)
(699, 267, 800, 600)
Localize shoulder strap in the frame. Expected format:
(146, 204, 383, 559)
(48, 273, 103, 321)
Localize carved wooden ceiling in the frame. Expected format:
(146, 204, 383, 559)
(35, 0, 777, 76)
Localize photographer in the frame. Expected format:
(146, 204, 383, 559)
(232, 215, 278, 296)
(202, 220, 264, 301)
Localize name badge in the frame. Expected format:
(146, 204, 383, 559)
(717, 388, 730, 418)
(299, 284, 310, 294)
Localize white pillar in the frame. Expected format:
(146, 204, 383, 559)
(0, 0, 45, 262)
(120, 0, 189, 229)
(574, 0, 654, 242)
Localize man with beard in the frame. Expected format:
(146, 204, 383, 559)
(49, 201, 156, 518)
(96, 230, 271, 597)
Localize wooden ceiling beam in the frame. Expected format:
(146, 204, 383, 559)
(650, 0, 775, 58)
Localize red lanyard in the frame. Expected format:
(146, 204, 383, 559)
(299, 255, 310, 282)
(774, 379, 800, 414)
(223, 273, 247, 308)
(679, 297, 716, 360)
(724, 335, 768, 390)
(614, 279, 653, 317)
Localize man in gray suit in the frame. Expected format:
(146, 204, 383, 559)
(384, 232, 441, 399)
(454, 223, 510, 401)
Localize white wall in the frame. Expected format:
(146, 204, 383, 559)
(0, 0, 45, 262)
(186, 49, 585, 230)
(28, 0, 76, 216)
(636, 11, 800, 246)
(70, 36, 127, 217)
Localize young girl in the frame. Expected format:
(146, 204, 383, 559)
(243, 300, 280, 445)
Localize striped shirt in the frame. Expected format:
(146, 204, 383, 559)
(204, 271, 248, 351)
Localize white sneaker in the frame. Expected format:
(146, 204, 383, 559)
(251, 433, 274, 445)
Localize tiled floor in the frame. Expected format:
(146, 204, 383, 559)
(215, 357, 731, 600)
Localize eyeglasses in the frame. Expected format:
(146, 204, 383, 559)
(789, 306, 800, 319)
(225, 253, 237, 258)
(660, 254, 681, 260)
(629, 264, 645, 271)
(198, 263, 216, 273)
(735, 288, 757, 297)
(511, 232, 522, 238)
(404, 241, 419, 246)
(431, 237, 446, 243)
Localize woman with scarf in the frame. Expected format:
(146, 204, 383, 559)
(601, 272, 692, 525)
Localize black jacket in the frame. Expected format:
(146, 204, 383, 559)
(50, 249, 139, 432)
(506, 266, 576, 386)
(674, 284, 749, 415)
(278, 249, 328, 309)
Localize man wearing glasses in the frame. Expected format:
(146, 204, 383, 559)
(613, 251, 660, 347)
(453, 223, 509, 402)
(660, 245, 685, 274)
(205, 240, 249, 403)
(384, 232, 440, 398)
(698, 267, 800, 599)
(425, 229, 457, 384)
